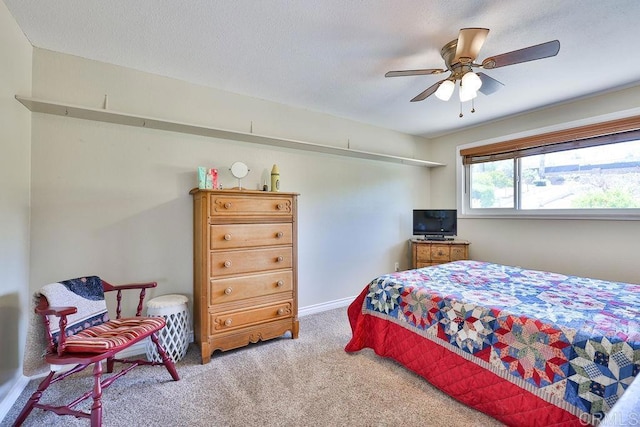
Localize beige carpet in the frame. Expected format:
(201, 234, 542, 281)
(3, 307, 503, 426)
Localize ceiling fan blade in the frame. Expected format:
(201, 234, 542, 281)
(410, 81, 442, 102)
(385, 69, 446, 77)
(481, 40, 560, 69)
(476, 72, 504, 95)
(454, 28, 490, 63)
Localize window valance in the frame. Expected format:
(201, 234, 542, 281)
(460, 115, 640, 165)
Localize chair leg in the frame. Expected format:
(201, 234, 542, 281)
(106, 355, 115, 373)
(150, 333, 180, 381)
(90, 361, 103, 427)
(12, 371, 55, 426)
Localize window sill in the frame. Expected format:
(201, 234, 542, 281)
(460, 210, 640, 221)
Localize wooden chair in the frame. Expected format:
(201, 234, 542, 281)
(13, 277, 180, 426)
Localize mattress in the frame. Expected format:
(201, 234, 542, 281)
(345, 260, 640, 426)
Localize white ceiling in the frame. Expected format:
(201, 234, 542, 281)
(4, 0, 640, 138)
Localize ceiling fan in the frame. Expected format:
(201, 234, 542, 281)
(386, 28, 560, 110)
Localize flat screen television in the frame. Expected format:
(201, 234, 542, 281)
(412, 209, 457, 240)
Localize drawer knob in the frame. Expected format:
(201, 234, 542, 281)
(277, 308, 285, 316)
(224, 233, 232, 241)
(276, 203, 284, 210)
(275, 231, 283, 238)
(224, 287, 233, 295)
(276, 280, 284, 287)
(223, 260, 232, 268)
(224, 318, 232, 327)
(276, 256, 283, 262)
(224, 202, 232, 209)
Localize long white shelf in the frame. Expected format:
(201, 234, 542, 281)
(15, 96, 443, 168)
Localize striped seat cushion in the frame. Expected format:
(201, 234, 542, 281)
(63, 317, 166, 353)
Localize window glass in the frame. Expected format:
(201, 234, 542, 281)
(470, 159, 514, 208)
(519, 141, 640, 209)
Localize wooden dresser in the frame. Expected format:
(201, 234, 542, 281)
(411, 239, 470, 269)
(191, 189, 299, 364)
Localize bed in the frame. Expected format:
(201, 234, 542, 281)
(345, 260, 640, 426)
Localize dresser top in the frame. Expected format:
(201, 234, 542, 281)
(410, 238, 470, 244)
(190, 188, 299, 196)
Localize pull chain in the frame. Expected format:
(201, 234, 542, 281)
(459, 101, 463, 118)
(471, 98, 476, 113)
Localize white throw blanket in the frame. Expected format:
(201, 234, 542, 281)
(23, 276, 109, 376)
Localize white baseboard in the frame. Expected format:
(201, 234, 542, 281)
(0, 296, 355, 423)
(299, 296, 354, 317)
(0, 374, 30, 424)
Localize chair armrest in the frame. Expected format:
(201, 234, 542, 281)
(34, 302, 77, 356)
(35, 305, 77, 317)
(102, 280, 158, 318)
(103, 281, 158, 292)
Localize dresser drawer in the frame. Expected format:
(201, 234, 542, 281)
(210, 271, 293, 304)
(210, 247, 292, 276)
(450, 245, 468, 261)
(210, 301, 293, 334)
(210, 223, 292, 250)
(430, 244, 450, 261)
(415, 245, 432, 262)
(209, 194, 293, 217)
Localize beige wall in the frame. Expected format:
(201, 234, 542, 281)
(429, 85, 640, 283)
(0, 0, 32, 407)
(29, 49, 432, 315)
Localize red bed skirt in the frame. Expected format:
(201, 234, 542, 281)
(345, 289, 590, 427)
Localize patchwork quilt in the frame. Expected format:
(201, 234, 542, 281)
(345, 261, 640, 426)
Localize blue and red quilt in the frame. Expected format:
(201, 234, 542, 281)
(345, 260, 640, 426)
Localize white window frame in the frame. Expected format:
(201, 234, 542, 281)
(457, 114, 640, 221)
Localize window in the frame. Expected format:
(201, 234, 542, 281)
(461, 115, 640, 217)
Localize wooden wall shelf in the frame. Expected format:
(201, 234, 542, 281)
(16, 96, 444, 168)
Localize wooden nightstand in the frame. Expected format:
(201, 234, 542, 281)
(411, 239, 470, 269)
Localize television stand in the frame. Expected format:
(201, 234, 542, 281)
(410, 239, 470, 269)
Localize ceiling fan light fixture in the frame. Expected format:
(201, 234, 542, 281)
(434, 80, 455, 101)
(461, 71, 482, 92)
(384, 27, 560, 118)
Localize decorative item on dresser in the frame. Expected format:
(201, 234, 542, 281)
(190, 189, 299, 364)
(411, 239, 470, 269)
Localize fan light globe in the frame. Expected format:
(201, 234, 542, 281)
(459, 83, 477, 102)
(461, 72, 482, 92)
(434, 80, 455, 101)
